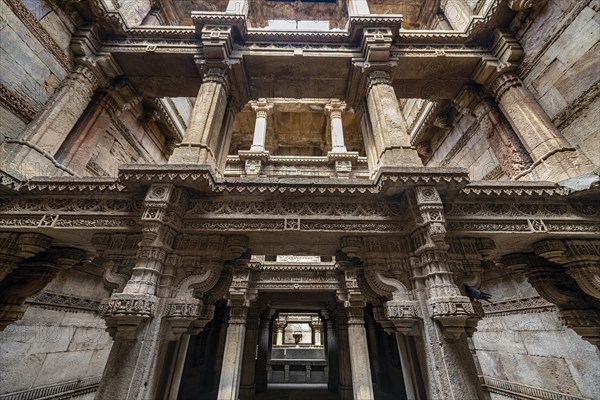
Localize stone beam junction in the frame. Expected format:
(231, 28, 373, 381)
(73, 4, 506, 101)
(0, 166, 598, 246)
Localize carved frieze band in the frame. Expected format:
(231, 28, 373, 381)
(482, 296, 556, 317)
(0, 83, 37, 123)
(552, 81, 600, 130)
(3, 0, 72, 71)
(0, 376, 101, 400)
(25, 291, 102, 313)
(481, 376, 591, 400)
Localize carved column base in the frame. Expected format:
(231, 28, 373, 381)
(99, 293, 157, 340)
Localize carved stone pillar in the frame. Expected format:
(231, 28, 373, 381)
(274, 318, 286, 346)
(226, 0, 249, 15)
(238, 99, 273, 176)
(456, 85, 533, 179)
(501, 253, 600, 346)
(365, 70, 422, 170)
(119, 0, 153, 27)
(348, 0, 370, 15)
(170, 25, 234, 169)
(336, 308, 354, 400)
(5, 65, 100, 178)
(255, 308, 273, 393)
(326, 99, 359, 178)
(217, 268, 257, 400)
(311, 318, 323, 346)
(170, 67, 230, 166)
(0, 246, 85, 331)
(239, 306, 260, 400)
(340, 269, 374, 400)
(95, 185, 196, 400)
(323, 310, 340, 393)
(486, 71, 594, 180)
(409, 186, 485, 400)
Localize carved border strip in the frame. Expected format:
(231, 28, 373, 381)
(553, 81, 600, 130)
(3, 0, 72, 71)
(26, 291, 102, 313)
(0, 376, 101, 400)
(481, 376, 591, 400)
(0, 82, 37, 123)
(482, 296, 556, 317)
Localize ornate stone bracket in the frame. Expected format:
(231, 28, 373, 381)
(99, 293, 157, 340)
(0, 246, 86, 331)
(534, 239, 600, 301)
(500, 253, 600, 346)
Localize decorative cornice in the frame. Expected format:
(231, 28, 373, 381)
(4, 0, 72, 71)
(460, 182, 570, 197)
(482, 296, 556, 317)
(26, 291, 102, 313)
(0, 82, 37, 123)
(481, 376, 591, 400)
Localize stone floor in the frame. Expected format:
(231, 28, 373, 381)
(254, 384, 401, 399)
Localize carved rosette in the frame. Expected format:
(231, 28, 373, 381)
(99, 293, 157, 340)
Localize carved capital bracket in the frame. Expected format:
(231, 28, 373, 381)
(500, 252, 600, 346)
(361, 27, 393, 65)
(0, 232, 53, 283)
(99, 293, 157, 340)
(0, 246, 87, 331)
(473, 32, 523, 89)
(534, 239, 600, 300)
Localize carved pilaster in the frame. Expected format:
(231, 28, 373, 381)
(100, 184, 187, 340)
(475, 40, 594, 181)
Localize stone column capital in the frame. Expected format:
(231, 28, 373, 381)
(250, 98, 273, 118)
(325, 99, 347, 118)
(367, 70, 393, 93)
(488, 71, 522, 101)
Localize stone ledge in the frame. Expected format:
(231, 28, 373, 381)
(0, 376, 101, 400)
(481, 376, 591, 400)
